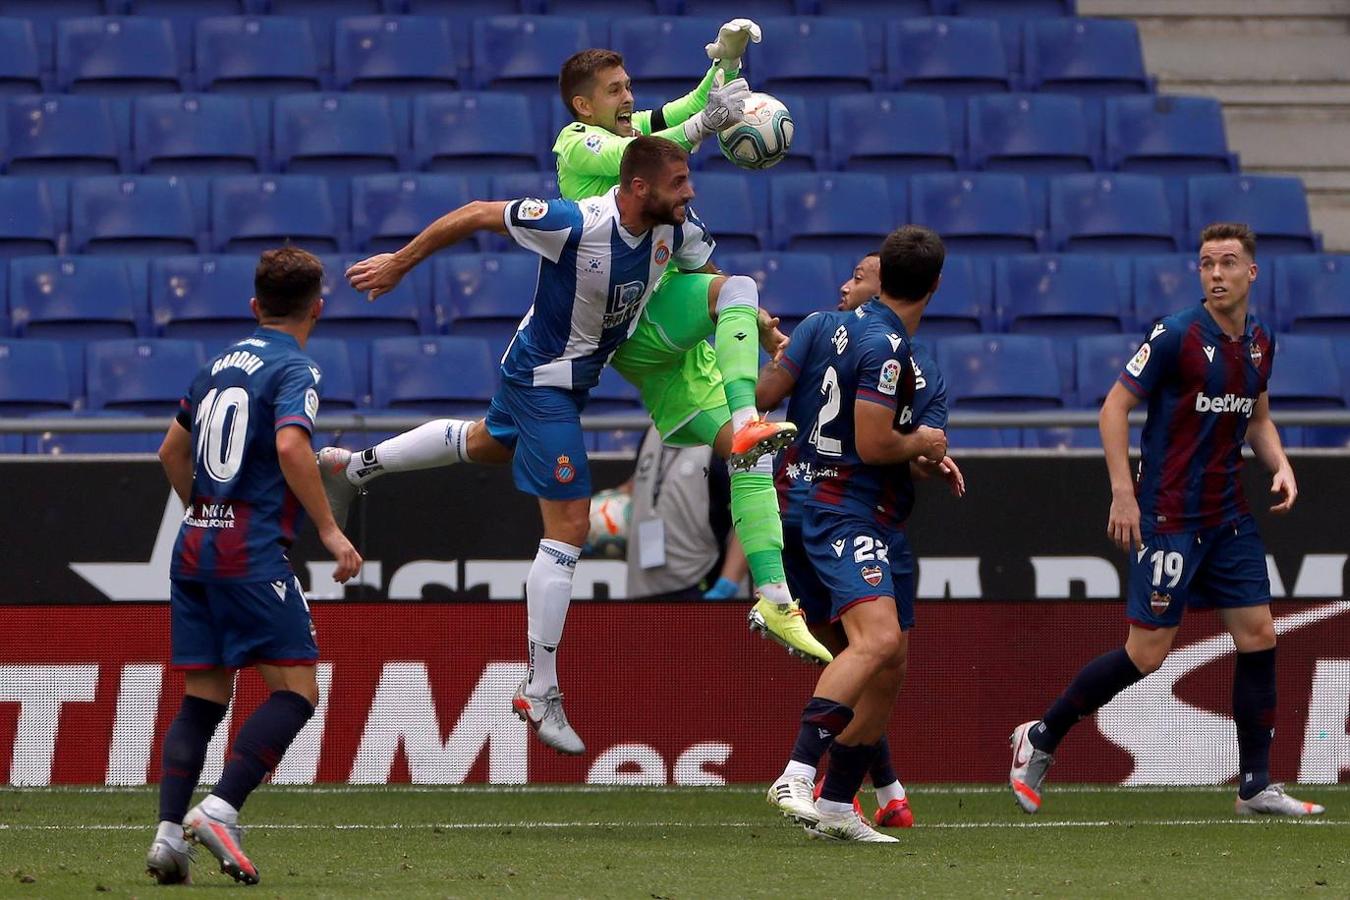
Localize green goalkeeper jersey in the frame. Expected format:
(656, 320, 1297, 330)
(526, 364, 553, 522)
(552, 65, 726, 200)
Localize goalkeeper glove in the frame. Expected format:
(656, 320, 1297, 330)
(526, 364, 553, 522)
(683, 75, 751, 144)
(705, 18, 762, 72)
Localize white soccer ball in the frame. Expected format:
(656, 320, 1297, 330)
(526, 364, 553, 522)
(585, 488, 631, 559)
(717, 92, 794, 170)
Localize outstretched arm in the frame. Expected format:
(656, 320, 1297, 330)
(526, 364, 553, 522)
(346, 200, 509, 301)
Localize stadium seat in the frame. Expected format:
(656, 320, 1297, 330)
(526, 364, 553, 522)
(488, 171, 559, 201)
(304, 336, 361, 409)
(267, 0, 382, 69)
(334, 16, 460, 94)
(56, 17, 182, 95)
(1074, 333, 1141, 408)
(681, 0, 796, 18)
(952, 0, 1075, 14)
(719, 252, 836, 332)
(1048, 173, 1178, 254)
(1132, 254, 1199, 329)
(770, 173, 894, 255)
(1187, 175, 1319, 255)
(371, 335, 497, 415)
(0, 0, 103, 69)
(816, 0, 935, 74)
(319, 254, 428, 339)
(6, 95, 122, 176)
(70, 175, 201, 255)
(0, 178, 64, 257)
(887, 18, 1011, 97)
(996, 254, 1128, 335)
(411, 92, 537, 174)
(909, 172, 1040, 254)
(273, 93, 402, 175)
(0, 18, 42, 95)
(587, 365, 643, 415)
(687, 172, 764, 254)
(210, 175, 340, 254)
(1266, 334, 1344, 408)
(196, 17, 322, 96)
(1024, 18, 1151, 96)
(351, 174, 475, 254)
(757, 17, 872, 102)
(610, 17, 719, 100)
(935, 334, 1064, 408)
(829, 93, 961, 173)
(148, 254, 257, 348)
(9, 256, 144, 341)
(0, 339, 72, 414)
(1273, 255, 1350, 335)
(471, 16, 588, 97)
(1104, 95, 1237, 175)
(967, 94, 1095, 174)
(133, 94, 263, 174)
(434, 253, 536, 341)
(925, 255, 994, 335)
(124, 0, 246, 69)
(86, 338, 205, 414)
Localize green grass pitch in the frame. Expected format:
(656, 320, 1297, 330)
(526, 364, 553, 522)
(1, 785, 1345, 897)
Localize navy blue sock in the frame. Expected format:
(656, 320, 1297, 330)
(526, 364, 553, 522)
(1032, 648, 1144, 754)
(820, 740, 876, 805)
(158, 694, 228, 824)
(212, 690, 314, 812)
(790, 697, 855, 768)
(869, 736, 898, 787)
(1234, 647, 1277, 800)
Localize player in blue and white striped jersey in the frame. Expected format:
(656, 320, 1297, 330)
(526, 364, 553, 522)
(341, 136, 713, 755)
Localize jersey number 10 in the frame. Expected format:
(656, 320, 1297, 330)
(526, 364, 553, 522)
(194, 386, 251, 483)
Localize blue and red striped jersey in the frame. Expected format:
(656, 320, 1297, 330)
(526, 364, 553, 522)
(1118, 303, 1276, 533)
(171, 327, 322, 582)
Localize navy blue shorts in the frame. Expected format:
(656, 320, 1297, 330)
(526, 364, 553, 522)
(1126, 514, 1271, 630)
(485, 381, 592, 500)
(171, 576, 319, 670)
(799, 509, 915, 629)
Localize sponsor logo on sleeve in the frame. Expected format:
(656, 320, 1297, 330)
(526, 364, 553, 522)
(878, 359, 901, 396)
(304, 388, 319, 421)
(517, 198, 549, 221)
(583, 134, 605, 155)
(1125, 343, 1151, 377)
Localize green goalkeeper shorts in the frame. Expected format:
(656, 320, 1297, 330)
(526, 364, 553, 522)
(611, 269, 731, 449)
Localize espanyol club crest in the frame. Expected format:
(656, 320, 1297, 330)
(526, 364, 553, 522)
(861, 565, 884, 587)
(1249, 341, 1263, 367)
(554, 454, 576, 484)
(1150, 591, 1171, 615)
(653, 242, 671, 266)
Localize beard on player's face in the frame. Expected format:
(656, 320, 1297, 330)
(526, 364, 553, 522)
(643, 191, 687, 225)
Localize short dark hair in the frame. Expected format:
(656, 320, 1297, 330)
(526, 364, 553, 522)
(559, 48, 625, 118)
(1200, 221, 1256, 259)
(619, 135, 688, 189)
(254, 248, 323, 319)
(879, 225, 945, 302)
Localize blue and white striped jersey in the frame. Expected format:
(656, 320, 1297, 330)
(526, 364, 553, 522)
(499, 187, 716, 392)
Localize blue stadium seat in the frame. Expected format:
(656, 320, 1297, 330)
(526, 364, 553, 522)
(6, 95, 122, 175)
(412, 92, 537, 174)
(0, 339, 72, 414)
(0, 178, 64, 257)
(371, 335, 496, 414)
(996, 254, 1129, 335)
(887, 18, 1011, 97)
(1266, 334, 1344, 409)
(0, 0, 103, 69)
(688, 172, 764, 254)
(1187, 175, 1319, 255)
(488, 171, 559, 201)
(86, 338, 205, 414)
(968, 94, 1095, 174)
(681, 0, 796, 18)
(935, 333, 1064, 408)
(1024, 18, 1150, 96)
(1049, 173, 1177, 253)
(304, 336, 361, 409)
(952, 0, 1075, 13)
(9, 256, 143, 340)
(196, 17, 322, 96)
(757, 17, 872, 102)
(471, 15, 588, 97)
(267, 0, 382, 70)
(719, 252, 836, 332)
(320, 253, 428, 339)
(770, 173, 894, 255)
(829, 93, 960, 173)
(133, 94, 263, 174)
(1132, 254, 1199, 329)
(909, 172, 1040, 253)
(588, 365, 643, 415)
(926, 255, 993, 335)
(352, 173, 475, 254)
(0, 18, 42, 95)
(70, 175, 201, 255)
(124, 0, 247, 69)
(816, 0, 935, 74)
(1074, 333, 1140, 408)
(334, 16, 460, 94)
(610, 17, 719, 100)
(56, 17, 182, 96)
(24, 410, 165, 454)
(434, 253, 536, 341)
(274, 93, 401, 175)
(148, 254, 256, 348)
(1273, 255, 1350, 335)
(211, 175, 340, 254)
(1104, 95, 1237, 175)
(697, 91, 820, 173)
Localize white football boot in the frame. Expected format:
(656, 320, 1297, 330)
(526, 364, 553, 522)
(1235, 783, 1326, 817)
(512, 680, 585, 755)
(767, 773, 819, 825)
(1009, 720, 1055, 814)
(315, 446, 361, 529)
(183, 802, 259, 885)
(145, 835, 193, 885)
(805, 804, 899, 843)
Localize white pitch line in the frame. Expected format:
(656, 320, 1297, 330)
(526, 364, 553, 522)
(10, 784, 1350, 796)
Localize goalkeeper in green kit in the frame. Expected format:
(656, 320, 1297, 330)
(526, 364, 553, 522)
(319, 19, 831, 668)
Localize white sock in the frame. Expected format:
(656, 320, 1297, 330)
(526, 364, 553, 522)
(347, 419, 471, 486)
(758, 580, 792, 609)
(201, 794, 238, 824)
(816, 798, 856, 817)
(524, 539, 580, 695)
(156, 820, 185, 843)
(730, 406, 756, 433)
(782, 759, 816, 782)
(875, 780, 907, 806)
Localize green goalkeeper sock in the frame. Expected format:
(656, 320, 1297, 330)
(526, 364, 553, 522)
(730, 469, 786, 587)
(713, 295, 761, 424)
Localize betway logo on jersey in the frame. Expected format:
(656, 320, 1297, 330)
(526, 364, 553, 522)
(1194, 392, 1255, 416)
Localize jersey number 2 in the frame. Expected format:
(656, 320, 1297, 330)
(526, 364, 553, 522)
(194, 386, 250, 483)
(808, 366, 843, 457)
